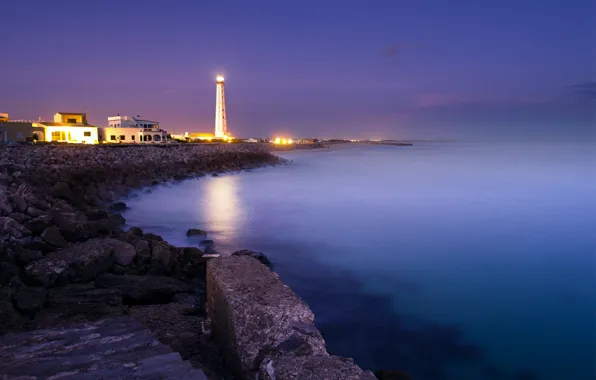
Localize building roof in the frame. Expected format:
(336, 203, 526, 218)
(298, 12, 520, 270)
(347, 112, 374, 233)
(56, 112, 87, 116)
(188, 133, 214, 138)
(35, 122, 96, 127)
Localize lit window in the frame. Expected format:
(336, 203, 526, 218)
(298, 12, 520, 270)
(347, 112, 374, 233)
(119, 135, 125, 141)
(131, 135, 135, 141)
(84, 132, 91, 137)
(111, 135, 116, 141)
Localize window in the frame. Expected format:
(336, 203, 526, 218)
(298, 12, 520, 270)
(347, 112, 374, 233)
(110, 135, 116, 141)
(119, 135, 125, 141)
(51, 131, 71, 141)
(153, 135, 161, 142)
(67, 118, 76, 123)
(131, 135, 135, 141)
(83, 132, 91, 137)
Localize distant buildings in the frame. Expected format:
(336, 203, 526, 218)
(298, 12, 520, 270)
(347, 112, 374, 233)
(33, 112, 98, 144)
(0, 113, 44, 143)
(100, 115, 167, 143)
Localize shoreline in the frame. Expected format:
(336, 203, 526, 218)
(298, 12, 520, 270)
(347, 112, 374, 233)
(0, 144, 388, 380)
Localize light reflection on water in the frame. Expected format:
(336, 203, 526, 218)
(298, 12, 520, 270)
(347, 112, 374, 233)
(123, 142, 596, 380)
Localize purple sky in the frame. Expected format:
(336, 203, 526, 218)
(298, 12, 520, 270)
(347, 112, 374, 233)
(1, 0, 594, 140)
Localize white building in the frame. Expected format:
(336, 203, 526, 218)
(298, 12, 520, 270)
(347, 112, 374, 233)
(99, 115, 168, 143)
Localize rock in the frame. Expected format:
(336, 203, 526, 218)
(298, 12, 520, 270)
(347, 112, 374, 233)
(0, 189, 13, 216)
(87, 218, 119, 236)
(0, 262, 25, 292)
(52, 181, 74, 201)
(109, 213, 126, 225)
(232, 249, 272, 268)
(0, 217, 32, 239)
(109, 201, 128, 212)
(9, 193, 27, 213)
(207, 256, 327, 377)
(95, 273, 193, 304)
(25, 206, 45, 218)
(41, 226, 68, 248)
(24, 238, 123, 287)
(8, 212, 30, 225)
(186, 228, 207, 237)
(259, 355, 378, 380)
(23, 214, 53, 235)
(48, 283, 122, 307)
(173, 292, 204, 315)
(85, 208, 109, 221)
(19, 237, 55, 253)
(150, 241, 178, 275)
(111, 239, 136, 266)
(126, 226, 144, 239)
(135, 239, 151, 261)
(174, 247, 206, 280)
(200, 239, 214, 246)
(144, 233, 163, 241)
(12, 287, 47, 315)
(0, 301, 25, 334)
(375, 370, 412, 380)
(14, 246, 44, 266)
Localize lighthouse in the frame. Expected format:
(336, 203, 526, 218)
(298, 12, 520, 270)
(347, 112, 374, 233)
(214, 74, 227, 139)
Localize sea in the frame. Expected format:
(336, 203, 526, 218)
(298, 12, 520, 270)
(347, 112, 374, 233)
(122, 142, 596, 380)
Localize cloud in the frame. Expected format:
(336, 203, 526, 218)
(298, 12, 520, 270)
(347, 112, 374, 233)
(413, 93, 465, 107)
(571, 81, 596, 99)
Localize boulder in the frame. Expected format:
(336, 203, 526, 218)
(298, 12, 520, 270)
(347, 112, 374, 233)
(186, 228, 207, 237)
(111, 239, 136, 266)
(207, 256, 327, 377)
(125, 227, 144, 241)
(0, 188, 13, 216)
(108, 201, 128, 212)
(0, 262, 25, 293)
(25, 207, 45, 218)
(48, 283, 122, 307)
(0, 301, 25, 334)
(24, 238, 123, 287)
(13, 287, 47, 315)
(174, 247, 206, 280)
(135, 239, 151, 262)
(200, 239, 214, 246)
(24, 214, 53, 235)
(232, 249, 272, 268)
(259, 355, 378, 380)
(85, 208, 109, 221)
(150, 240, 178, 275)
(15, 246, 44, 266)
(0, 217, 32, 239)
(109, 213, 126, 225)
(52, 181, 75, 201)
(8, 212, 30, 225)
(95, 273, 193, 304)
(41, 226, 68, 248)
(9, 193, 27, 213)
(144, 233, 163, 241)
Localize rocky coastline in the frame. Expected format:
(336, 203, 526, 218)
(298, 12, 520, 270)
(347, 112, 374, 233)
(0, 143, 282, 379)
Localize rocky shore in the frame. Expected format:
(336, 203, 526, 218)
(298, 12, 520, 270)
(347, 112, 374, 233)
(0, 143, 282, 379)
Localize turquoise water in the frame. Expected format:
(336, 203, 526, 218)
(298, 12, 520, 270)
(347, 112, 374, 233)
(123, 143, 596, 380)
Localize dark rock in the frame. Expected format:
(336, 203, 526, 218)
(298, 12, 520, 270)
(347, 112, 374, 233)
(9, 193, 27, 213)
(95, 273, 193, 304)
(144, 233, 164, 241)
(109, 201, 128, 212)
(48, 283, 122, 307)
(19, 237, 55, 253)
(0, 301, 25, 334)
(23, 214, 53, 235)
(127, 226, 144, 238)
(186, 228, 207, 237)
(150, 240, 178, 275)
(111, 239, 136, 266)
(41, 226, 68, 248)
(15, 246, 44, 266)
(375, 370, 412, 380)
(87, 218, 119, 236)
(0, 217, 32, 239)
(232, 249, 272, 268)
(8, 212, 30, 225)
(0, 189, 13, 216)
(12, 287, 47, 315)
(52, 181, 75, 201)
(24, 238, 124, 287)
(259, 355, 378, 380)
(200, 239, 214, 246)
(173, 292, 204, 314)
(174, 247, 206, 280)
(85, 208, 109, 221)
(0, 262, 25, 292)
(109, 213, 126, 225)
(203, 246, 218, 255)
(135, 239, 151, 261)
(25, 206, 45, 218)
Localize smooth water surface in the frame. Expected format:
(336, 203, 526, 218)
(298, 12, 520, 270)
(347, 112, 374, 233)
(123, 142, 596, 380)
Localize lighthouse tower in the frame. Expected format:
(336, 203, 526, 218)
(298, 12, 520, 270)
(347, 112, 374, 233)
(214, 74, 227, 139)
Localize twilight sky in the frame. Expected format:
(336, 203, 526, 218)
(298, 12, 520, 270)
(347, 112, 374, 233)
(1, 0, 594, 140)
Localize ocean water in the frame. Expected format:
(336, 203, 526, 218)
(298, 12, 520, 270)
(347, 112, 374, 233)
(122, 142, 596, 380)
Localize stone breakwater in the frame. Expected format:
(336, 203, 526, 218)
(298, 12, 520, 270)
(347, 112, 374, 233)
(0, 144, 281, 379)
